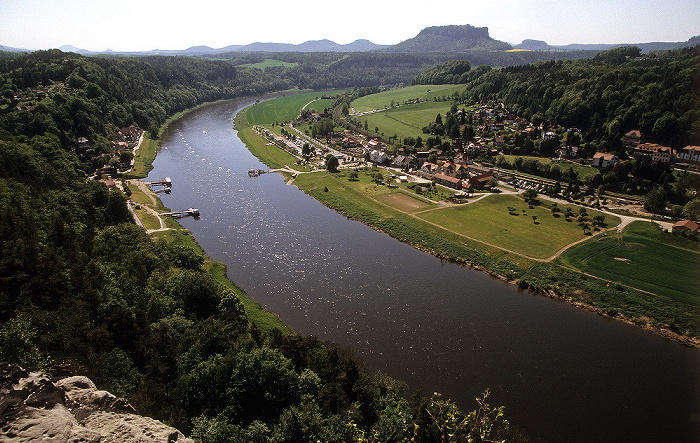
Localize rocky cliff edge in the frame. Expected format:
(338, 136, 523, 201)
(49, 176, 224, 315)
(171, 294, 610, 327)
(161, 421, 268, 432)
(0, 362, 192, 442)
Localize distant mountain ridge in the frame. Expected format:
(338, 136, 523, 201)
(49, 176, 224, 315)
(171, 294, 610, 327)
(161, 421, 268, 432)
(45, 39, 389, 56)
(1, 25, 698, 55)
(514, 35, 700, 53)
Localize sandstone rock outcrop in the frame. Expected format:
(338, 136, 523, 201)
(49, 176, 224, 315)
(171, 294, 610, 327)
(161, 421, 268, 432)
(0, 363, 192, 442)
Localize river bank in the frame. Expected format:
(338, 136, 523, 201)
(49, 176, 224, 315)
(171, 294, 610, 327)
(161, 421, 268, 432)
(145, 97, 700, 442)
(233, 99, 700, 348)
(126, 100, 292, 334)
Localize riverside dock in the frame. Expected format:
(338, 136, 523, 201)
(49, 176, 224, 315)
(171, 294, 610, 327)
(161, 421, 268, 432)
(160, 208, 200, 217)
(151, 177, 172, 187)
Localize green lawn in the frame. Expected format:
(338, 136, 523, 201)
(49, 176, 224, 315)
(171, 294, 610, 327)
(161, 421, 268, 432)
(360, 101, 456, 140)
(237, 126, 298, 169)
(245, 90, 344, 125)
(557, 221, 700, 303)
(129, 136, 159, 178)
(239, 59, 298, 69)
(351, 84, 468, 113)
(303, 98, 334, 112)
(416, 194, 619, 259)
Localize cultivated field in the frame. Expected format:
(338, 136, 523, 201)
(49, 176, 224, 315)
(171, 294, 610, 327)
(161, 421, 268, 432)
(557, 221, 700, 303)
(351, 84, 468, 113)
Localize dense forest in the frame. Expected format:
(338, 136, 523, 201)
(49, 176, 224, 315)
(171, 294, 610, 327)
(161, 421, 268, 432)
(0, 50, 525, 441)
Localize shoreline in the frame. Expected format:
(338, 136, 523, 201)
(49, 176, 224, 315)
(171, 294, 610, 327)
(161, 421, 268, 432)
(126, 99, 292, 335)
(289, 174, 700, 349)
(233, 99, 699, 349)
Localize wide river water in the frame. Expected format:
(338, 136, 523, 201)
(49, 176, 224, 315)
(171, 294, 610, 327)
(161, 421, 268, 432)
(145, 98, 700, 442)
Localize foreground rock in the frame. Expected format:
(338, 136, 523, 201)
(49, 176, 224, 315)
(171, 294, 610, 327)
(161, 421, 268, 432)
(0, 363, 192, 442)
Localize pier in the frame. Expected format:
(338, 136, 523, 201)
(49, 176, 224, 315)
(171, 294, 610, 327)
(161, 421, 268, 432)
(248, 169, 269, 177)
(160, 208, 200, 217)
(151, 177, 172, 187)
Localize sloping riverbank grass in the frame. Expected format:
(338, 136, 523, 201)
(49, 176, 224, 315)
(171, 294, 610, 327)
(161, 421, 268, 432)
(129, 135, 160, 178)
(237, 126, 298, 169)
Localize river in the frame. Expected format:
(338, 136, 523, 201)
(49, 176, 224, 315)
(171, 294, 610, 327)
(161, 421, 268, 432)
(145, 98, 700, 442)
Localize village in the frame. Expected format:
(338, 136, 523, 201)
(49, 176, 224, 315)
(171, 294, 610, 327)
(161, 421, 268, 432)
(251, 97, 700, 236)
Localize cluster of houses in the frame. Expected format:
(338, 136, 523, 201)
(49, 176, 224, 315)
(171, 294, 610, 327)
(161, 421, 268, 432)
(415, 156, 495, 191)
(591, 130, 700, 169)
(75, 124, 142, 175)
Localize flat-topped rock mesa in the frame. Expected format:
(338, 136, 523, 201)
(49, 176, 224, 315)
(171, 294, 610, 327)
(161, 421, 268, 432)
(0, 363, 192, 442)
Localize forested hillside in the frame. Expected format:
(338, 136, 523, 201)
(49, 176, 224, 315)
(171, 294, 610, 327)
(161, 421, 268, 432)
(0, 50, 523, 442)
(415, 46, 700, 150)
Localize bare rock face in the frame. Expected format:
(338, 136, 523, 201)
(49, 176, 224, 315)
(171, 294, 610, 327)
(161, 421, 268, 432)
(0, 363, 192, 443)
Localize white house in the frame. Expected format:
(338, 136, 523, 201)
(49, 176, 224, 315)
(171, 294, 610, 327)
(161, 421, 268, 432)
(370, 150, 388, 164)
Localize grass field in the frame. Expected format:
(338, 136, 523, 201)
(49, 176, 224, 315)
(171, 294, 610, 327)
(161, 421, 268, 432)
(303, 98, 334, 112)
(557, 221, 700, 303)
(416, 194, 619, 259)
(239, 59, 298, 69)
(351, 84, 468, 113)
(129, 136, 159, 178)
(500, 155, 599, 180)
(237, 126, 297, 169)
(245, 90, 344, 125)
(360, 101, 456, 140)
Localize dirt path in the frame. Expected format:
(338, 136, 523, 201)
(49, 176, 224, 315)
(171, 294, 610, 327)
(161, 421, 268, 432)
(127, 179, 173, 233)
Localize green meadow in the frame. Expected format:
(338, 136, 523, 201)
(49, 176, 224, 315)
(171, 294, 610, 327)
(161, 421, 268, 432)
(416, 194, 619, 259)
(244, 90, 345, 125)
(239, 58, 298, 69)
(360, 101, 457, 140)
(558, 221, 700, 303)
(351, 84, 468, 113)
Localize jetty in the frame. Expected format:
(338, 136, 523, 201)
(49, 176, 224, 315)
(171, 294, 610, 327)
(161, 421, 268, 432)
(160, 208, 200, 217)
(151, 177, 172, 187)
(248, 169, 268, 177)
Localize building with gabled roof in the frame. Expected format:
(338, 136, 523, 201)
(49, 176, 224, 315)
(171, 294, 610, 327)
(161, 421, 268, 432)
(672, 220, 699, 234)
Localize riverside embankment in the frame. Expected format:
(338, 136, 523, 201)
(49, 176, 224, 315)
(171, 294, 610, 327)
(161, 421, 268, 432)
(141, 97, 699, 443)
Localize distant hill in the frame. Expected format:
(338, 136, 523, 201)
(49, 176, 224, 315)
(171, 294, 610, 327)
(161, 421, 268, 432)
(514, 36, 700, 53)
(514, 39, 552, 50)
(4, 29, 698, 56)
(237, 39, 387, 53)
(385, 25, 512, 53)
(0, 45, 26, 53)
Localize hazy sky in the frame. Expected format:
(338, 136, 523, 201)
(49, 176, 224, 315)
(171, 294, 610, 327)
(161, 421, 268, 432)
(1, 0, 699, 51)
